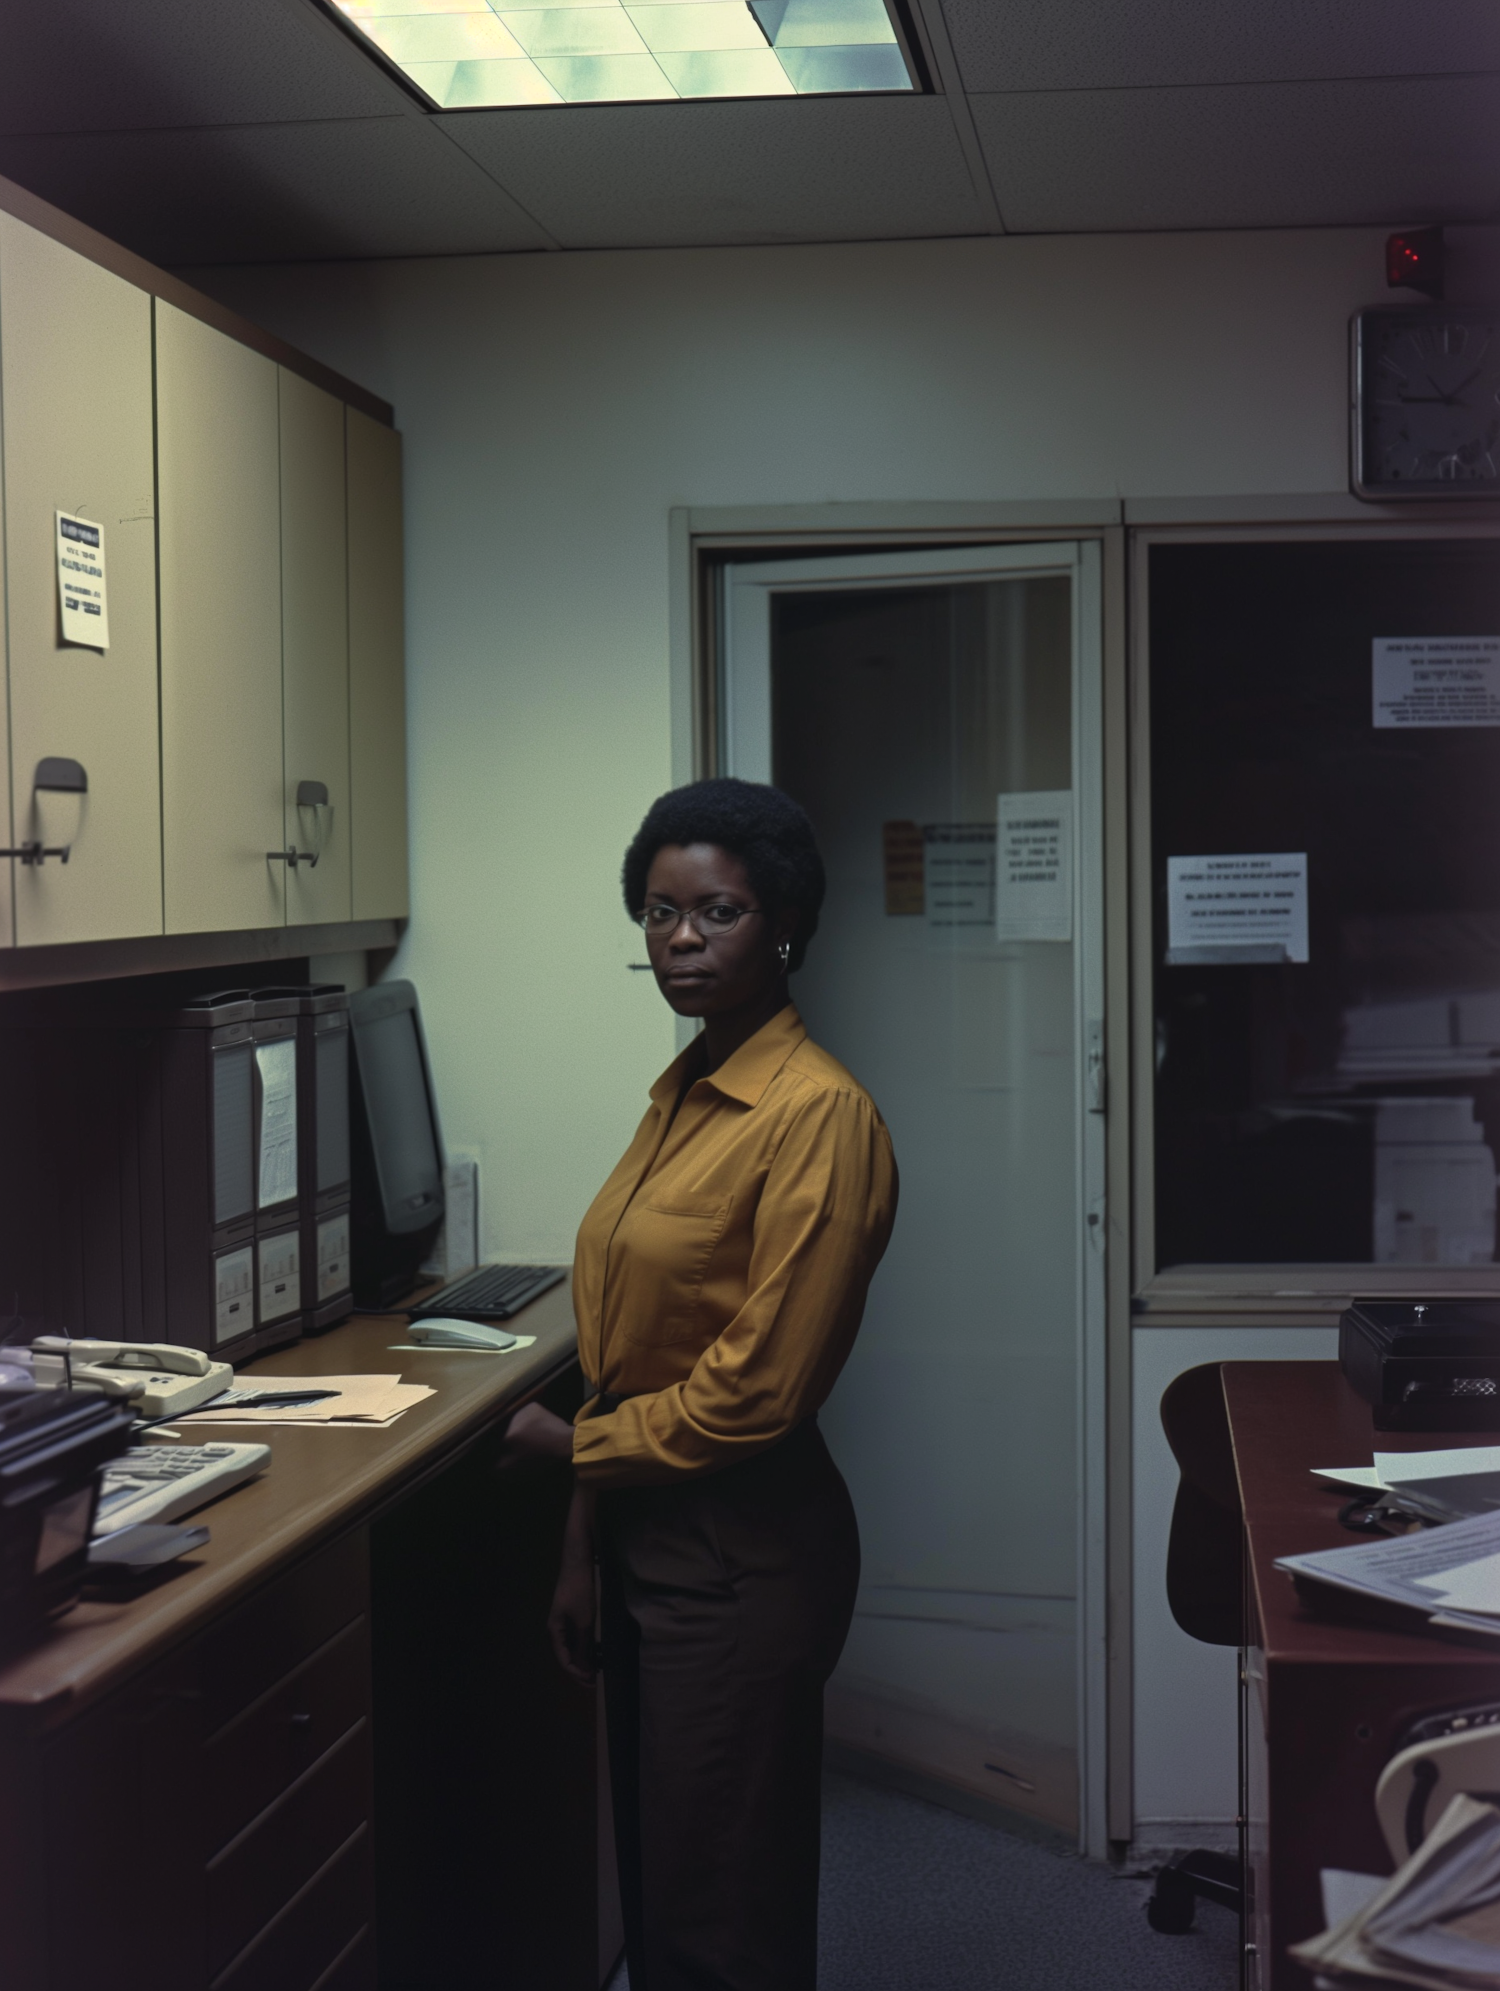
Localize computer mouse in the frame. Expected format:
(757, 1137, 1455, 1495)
(409, 1318, 520, 1351)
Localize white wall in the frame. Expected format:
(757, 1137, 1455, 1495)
(191, 226, 1419, 1838)
(190, 226, 1400, 1263)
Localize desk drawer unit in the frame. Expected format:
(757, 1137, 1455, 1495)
(37, 1531, 374, 1991)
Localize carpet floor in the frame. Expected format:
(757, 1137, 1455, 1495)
(606, 1771, 1239, 1990)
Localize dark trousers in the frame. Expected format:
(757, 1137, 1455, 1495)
(597, 1422, 860, 1991)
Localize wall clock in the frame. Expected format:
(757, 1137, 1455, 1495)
(1352, 304, 1500, 499)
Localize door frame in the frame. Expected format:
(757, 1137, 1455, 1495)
(670, 505, 1129, 1855)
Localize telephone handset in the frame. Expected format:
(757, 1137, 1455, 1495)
(31, 1338, 233, 1419)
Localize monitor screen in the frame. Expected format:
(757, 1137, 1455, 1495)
(354, 1004, 442, 1233)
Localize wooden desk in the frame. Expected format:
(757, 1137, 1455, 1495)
(1224, 1361, 1500, 1991)
(0, 1286, 615, 1991)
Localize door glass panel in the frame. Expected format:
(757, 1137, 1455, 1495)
(764, 572, 1081, 1833)
(1150, 537, 1500, 1271)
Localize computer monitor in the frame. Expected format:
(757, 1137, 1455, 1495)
(348, 981, 445, 1306)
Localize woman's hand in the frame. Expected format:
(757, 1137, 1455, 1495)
(549, 1483, 599, 1687)
(495, 1399, 575, 1470)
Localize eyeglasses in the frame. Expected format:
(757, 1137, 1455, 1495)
(636, 903, 767, 940)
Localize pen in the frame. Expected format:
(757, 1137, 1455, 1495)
(206, 1387, 342, 1410)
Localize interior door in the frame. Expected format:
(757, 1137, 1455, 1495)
(0, 215, 162, 946)
(722, 542, 1105, 1842)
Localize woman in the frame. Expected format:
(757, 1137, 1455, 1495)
(502, 777, 897, 1991)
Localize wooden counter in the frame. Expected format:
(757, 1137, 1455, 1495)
(0, 1285, 579, 1724)
(0, 1284, 615, 1991)
(1223, 1361, 1500, 1991)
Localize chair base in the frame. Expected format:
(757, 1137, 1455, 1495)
(1145, 1848, 1243, 1932)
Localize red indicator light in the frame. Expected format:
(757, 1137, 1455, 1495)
(1386, 227, 1445, 299)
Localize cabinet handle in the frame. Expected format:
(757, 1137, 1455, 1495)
(0, 759, 89, 864)
(35, 758, 87, 795)
(269, 784, 332, 870)
(295, 780, 330, 869)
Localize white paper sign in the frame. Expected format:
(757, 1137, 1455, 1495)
(55, 511, 108, 649)
(256, 1039, 299, 1209)
(995, 790, 1072, 942)
(924, 824, 995, 936)
(1167, 853, 1309, 964)
(1373, 637, 1500, 729)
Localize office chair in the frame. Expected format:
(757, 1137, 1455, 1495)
(1145, 1362, 1247, 1936)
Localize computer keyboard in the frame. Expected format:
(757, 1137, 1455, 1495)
(410, 1262, 567, 1323)
(93, 1442, 271, 1537)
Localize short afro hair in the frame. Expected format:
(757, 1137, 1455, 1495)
(622, 778, 826, 971)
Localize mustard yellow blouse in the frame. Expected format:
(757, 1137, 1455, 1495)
(571, 1004, 898, 1488)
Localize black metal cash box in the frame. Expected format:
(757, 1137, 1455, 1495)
(1340, 1298, 1500, 1430)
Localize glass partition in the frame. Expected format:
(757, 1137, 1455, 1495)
(1148, 534, 1500, 1274)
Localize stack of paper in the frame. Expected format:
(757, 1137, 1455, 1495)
(1293, 1794, 1500, 1987)
(1315, 1449, 1500, 1525)
(1276, 1511, 1500, 1637)
(180, 1375, 435, 1430)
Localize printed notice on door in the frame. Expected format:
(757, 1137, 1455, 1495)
(1373, 637, 1500, 729)
(996, 791, 1072, 942)
(1166, 853, 1309, 965)
(925, 824, 995, 939)
(55, 512, 109, 650)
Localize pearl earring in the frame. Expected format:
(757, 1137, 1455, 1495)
(778, 940, 791, 969)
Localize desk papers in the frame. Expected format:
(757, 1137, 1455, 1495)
(1276, 1510, 1500, 1635)
(179, 1375, 435, 1429)
(1293, 1795, 1500, 1989)
(1314, 1448, 1500, 1523)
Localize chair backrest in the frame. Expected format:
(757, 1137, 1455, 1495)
(1161, 1363, 1244, 1648)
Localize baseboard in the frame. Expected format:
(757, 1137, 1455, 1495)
(1124, 1818, 1241, 1870)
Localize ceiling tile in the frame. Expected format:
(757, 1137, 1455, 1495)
(940, 0, 1500, 94)
(0, 120, 552, 264)
(972, 76, 1500, 233)
(441, 95, 987, 245)
(0, 0, 408, 136)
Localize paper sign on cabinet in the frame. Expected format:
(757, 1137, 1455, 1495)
(55, 510, 108, 649)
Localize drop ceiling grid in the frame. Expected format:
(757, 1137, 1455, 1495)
(0, 0, 1493, 258)
(938, 0, 1500, 95)
(968, 73, 1500, 236)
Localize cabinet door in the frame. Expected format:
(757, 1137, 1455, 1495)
(0, 216, 161, 946)
(157, 301, 285, 935)
(280, 370, 351, 926)
(346, 409, 408, 921)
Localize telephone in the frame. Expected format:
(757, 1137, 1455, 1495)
(30, 1339, 233, 1420)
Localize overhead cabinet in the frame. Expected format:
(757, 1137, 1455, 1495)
(0, 198, 408, 955)
(0, 215, 163, 948)
(347, 410, 408, 924)
(157, 303, 287, 938)
(280, 369, 353, 927)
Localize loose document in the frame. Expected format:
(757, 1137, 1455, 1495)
(1280, 1446, 1500, 1636)
(178, 1374, 435, 1429)
(1292, 1794, 1500, 1989)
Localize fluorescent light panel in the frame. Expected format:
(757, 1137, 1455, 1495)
(332, 0, 914, 104)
